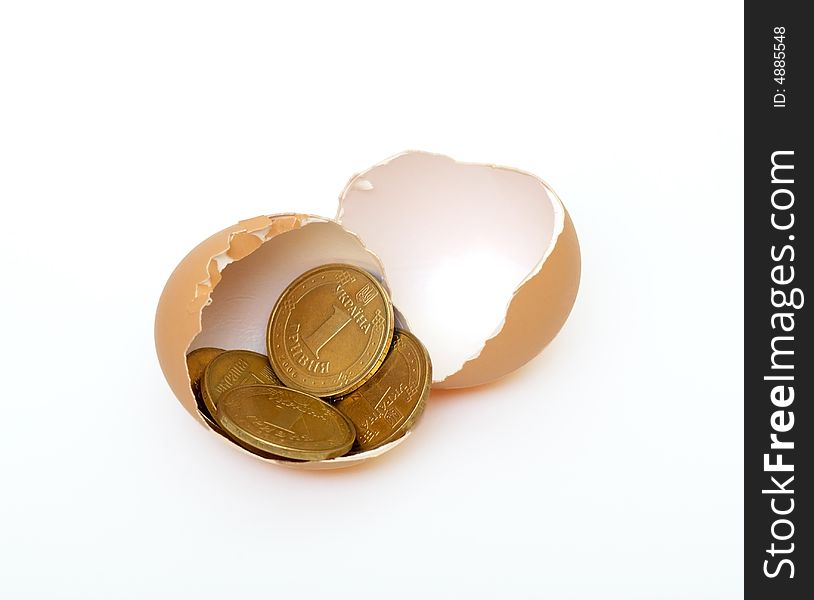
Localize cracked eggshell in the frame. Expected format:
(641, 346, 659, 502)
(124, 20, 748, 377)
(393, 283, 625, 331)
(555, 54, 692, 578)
(156, 152, 580, 468)
(154, 213, 410, 470)
(337, 151, 581, 389)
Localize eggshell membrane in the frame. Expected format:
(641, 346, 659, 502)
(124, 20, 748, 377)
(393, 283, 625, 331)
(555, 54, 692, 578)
(442, 211, 580, 388)
(337, 151, 581, 388)
(190, 221, 386, 356)
(155, 213, 299, 419)
(155, 213, 411, 469)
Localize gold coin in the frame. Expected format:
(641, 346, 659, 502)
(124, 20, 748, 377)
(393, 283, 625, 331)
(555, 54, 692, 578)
(201, 350, 281, 418)
(187, 347, 225, 399)
(187, 347, 225, 427)
(215, 385, 356, 460)
(267, 264, 394, 398)
(335, 330, 431, 451)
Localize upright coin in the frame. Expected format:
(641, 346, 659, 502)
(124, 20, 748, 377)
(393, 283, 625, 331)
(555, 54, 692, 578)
(335, 330, 431, 451)
(216, 385, 356, 460)
(201, 350, 281, 417)
(267, 264, 394, 398)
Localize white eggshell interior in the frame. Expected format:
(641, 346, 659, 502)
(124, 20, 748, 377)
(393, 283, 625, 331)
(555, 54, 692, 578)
(190, 220, 386, 353)
(337, 152, 563, 382)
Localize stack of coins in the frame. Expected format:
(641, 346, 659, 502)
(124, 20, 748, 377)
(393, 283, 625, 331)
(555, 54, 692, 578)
(186, 264, 432, 461)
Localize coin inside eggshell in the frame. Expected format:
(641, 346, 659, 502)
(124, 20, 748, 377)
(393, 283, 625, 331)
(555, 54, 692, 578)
(157, 215, 402, 468)
(155, 152, 581, 469)
(335, 330, 431, 452)
(216, 385, 357, 461)
(267, 264, 394, 398)
(201, 349, 281, 418)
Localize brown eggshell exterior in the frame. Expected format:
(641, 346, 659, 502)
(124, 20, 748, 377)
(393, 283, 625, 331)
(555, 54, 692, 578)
(436, 210, 581, 389)
(155, 213, 419, 469)
(155, 214, 300, 423)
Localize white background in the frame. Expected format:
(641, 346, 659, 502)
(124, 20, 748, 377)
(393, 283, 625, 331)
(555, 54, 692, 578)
(0, 2, 743, 598)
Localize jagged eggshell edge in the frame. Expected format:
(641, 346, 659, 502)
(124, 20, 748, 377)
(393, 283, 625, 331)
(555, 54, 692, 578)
(154, 213, 410, 468)
(337, 151, 581, 389)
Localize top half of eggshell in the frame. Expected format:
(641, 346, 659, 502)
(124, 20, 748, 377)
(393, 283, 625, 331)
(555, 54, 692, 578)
(337, 151, 581, 388)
